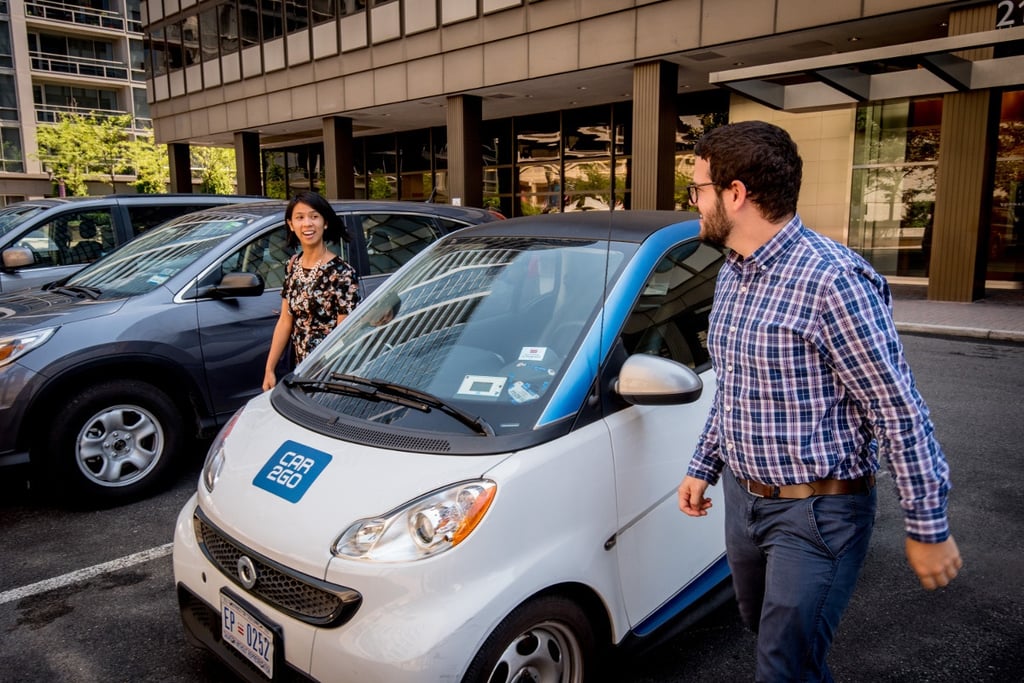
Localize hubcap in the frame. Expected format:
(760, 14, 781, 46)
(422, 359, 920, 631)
(487, 622, 582, 683)
(75, 404, 164, 487)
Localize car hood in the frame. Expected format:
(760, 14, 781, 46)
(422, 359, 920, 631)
(198, 394, 511, 580)
(0, 288, 126, 330)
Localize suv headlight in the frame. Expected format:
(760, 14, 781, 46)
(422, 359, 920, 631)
(0, 327, 57, 367)
(334, 480, 496, 562)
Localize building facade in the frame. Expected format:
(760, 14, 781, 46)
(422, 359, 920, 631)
(0, 0, 150, 199)
(132, 1, 1023, 301)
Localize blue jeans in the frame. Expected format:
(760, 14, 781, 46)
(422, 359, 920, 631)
(723, 468, 877, 682)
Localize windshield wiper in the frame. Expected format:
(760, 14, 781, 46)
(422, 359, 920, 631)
(286, 373, 495, 437)
(49, 284, 102, 299)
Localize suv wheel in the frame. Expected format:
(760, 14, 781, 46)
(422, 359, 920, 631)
(42, 379, 183, 505)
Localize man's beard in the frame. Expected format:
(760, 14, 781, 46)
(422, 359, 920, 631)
(699, 196, 732, 249)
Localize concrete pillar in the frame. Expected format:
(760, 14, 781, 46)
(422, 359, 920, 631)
(446, 94, 482, 208)
(631, 61, 677, 210)
(168, 143, 192, 193)
(322, 117, 355, 199)
(234, 131, 263, 196)
(928, 4, 997, 302)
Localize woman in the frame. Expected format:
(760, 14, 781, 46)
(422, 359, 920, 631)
(263, 192, 360, 390)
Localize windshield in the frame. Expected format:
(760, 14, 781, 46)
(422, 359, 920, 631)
(0, 205, 46, 238)
(64, 211, 259, 298)
(297, 234, 632, 437)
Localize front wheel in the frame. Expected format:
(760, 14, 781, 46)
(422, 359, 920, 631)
(461, 595, 597, 683)
(40, 379, 184, 505)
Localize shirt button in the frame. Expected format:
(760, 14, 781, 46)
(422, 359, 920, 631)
(740, 286, 748, 293)
(726, 364, 734, 372)
(724, 404, 732, 412)
(727, 441, 735, 450)
(730, 325, 737, 332)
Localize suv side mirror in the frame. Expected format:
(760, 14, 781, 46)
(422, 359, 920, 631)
(192, 272, 265, 299)
(2, 246, 35, 270)
(615, 353, 703, 405)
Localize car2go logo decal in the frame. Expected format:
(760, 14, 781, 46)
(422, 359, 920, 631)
(253, 440, 333, 503)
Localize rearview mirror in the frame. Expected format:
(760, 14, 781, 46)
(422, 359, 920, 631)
(615, 353, 703, 406)
(192, 272, 265, 299)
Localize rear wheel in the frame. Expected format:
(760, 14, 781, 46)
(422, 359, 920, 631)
(461, 595, 597, 683)
(40, 379, 184, 505)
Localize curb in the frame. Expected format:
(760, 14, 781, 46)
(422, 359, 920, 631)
(895, 322, 1024, 343)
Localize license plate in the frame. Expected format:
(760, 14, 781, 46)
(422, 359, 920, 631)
(221, 593, 275, 678)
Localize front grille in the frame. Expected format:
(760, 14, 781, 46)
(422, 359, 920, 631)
(194, 509, 361, 627)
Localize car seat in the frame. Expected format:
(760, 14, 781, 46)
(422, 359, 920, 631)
(70, 219, 104, 264)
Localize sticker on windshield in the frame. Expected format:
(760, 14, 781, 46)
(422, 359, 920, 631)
(457, 375, 506, 398)
(253, 440, 333, 503)
(518, 346, 547, 361)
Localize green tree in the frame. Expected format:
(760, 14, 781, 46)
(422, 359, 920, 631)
(34, 112, 135, 195)
(124, 132, 170, 193)
(191, 146, 237, 194)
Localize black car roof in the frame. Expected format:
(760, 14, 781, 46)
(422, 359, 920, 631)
(447, 210, 701, 243)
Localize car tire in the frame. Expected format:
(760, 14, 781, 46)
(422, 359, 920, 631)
(461, 595, 597, 683)
(41, 379, 183, 505)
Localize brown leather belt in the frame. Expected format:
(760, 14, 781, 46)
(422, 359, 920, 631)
(737, 474, 875, 499)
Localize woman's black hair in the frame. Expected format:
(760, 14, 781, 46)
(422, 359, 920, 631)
(284, 191, 350, 248)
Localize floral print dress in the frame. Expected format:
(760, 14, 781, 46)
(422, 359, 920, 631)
(282, 254, 360, 362)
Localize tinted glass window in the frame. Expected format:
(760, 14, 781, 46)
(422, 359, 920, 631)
(216, 224, 293, 289)
(620, 241, 723, 369)
(17, 209, 114, 267)
(126, 203, 220, 236)
(361, 213, 439, 275)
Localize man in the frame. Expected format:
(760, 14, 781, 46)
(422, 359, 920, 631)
(677, 121, 962, 682)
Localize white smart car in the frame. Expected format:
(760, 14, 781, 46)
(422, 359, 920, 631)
(173, 210, 730, 683)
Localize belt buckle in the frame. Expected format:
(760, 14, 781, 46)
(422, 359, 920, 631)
(745, 479, 765, 498)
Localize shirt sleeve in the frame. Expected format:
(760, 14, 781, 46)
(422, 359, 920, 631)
(818, 268, 951, 543)
(687, 397, 725, 485)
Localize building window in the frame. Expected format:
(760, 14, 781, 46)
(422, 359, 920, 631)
(286, 0, 309, 33)
(219, 1, 241, 55)
(850, 97, 941, 278)
(240, 0, 260, 49)
(340, 0, 366, 15)
(262, 0, 284, 41)
(0, 73, 16, 121)
(991, 89, 1024, 284)
(0, 126, 23, 172)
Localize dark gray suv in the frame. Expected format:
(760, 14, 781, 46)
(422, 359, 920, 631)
(0, 194, 265, 293)
(0, 200, 502, 505)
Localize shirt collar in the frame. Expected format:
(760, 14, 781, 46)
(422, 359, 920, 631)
(726, 214, 803, 272)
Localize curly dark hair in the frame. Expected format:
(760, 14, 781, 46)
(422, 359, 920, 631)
(284, 191, 349, 248)
(694, 121, 802, 223)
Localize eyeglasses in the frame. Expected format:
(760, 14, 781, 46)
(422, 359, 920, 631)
(686, 182, 716, 206)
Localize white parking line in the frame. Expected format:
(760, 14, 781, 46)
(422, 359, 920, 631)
(0, 543, 173, 605)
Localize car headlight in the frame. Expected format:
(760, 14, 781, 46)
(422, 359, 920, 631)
(202, 409, 242, 492)
(334, 480, 496, 562)
(0, 327, 57, 367)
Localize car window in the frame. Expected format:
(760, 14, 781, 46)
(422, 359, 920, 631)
(0, 204, 44, 238)
(436, 217, 471, 233)
(361, 213, 440, 275)
(125, 203, 219, 236)
(67, 212, 259, 298)
(217, 224, 293, 289)
(15, 209, 114, 268)
(620, 241, 723, 369)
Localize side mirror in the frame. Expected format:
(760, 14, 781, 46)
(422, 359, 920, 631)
(193, 271, 265, 299)
(2, 246, 35, 270)
(614, 353, 703, 406)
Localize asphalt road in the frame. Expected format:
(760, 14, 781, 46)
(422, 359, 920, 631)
(1, 335, 1022, 682)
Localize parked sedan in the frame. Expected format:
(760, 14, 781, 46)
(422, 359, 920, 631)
(173, 211, 730, 682)
(0, 200, 501, 504)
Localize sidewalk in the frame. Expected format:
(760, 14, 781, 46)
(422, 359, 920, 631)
(890, 284, 1024, 343)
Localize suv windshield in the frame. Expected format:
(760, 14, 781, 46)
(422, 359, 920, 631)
(64, 211, 259, 298)
(0, 205, 45, 238)
(296, 235, 632, 436)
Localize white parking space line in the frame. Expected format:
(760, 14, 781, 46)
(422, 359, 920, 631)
(0, 543, 173, 605)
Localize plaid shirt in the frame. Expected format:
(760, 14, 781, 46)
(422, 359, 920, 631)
(687, 216, 951, 542)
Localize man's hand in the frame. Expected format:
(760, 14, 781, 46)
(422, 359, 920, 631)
(906, 536, 962, 590)
(678, 476, 713, 517)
